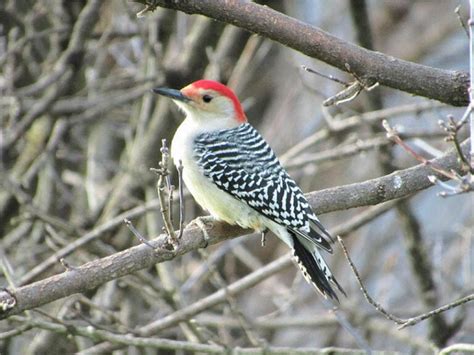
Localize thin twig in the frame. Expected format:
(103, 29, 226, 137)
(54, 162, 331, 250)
(469, 0, 474, 168)
(152, 139, 178, 248)
(177, 160, 185, 239)
(455, 5, 470, 37)
(383, 119, 474, 196)
(323, 81, 364, 106)
(382, 120, 458, 180)
(59, 258, 76, 272)
(124, 218, 155, 250)
(398, 294, 474, 330)
(17, 199, 161, 286)
(439, 113, 472, 171)
(337, 236, 474, 329)
(280, 101, 444, 164)
(322, 63, 379, 106)
(198, 248, 266, 348)
(134, 0, 160, 18)
(302, 65, 348, 86)
(336, 236, 405, 324)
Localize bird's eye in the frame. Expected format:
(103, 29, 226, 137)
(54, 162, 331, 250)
(202, 94, 213, 103)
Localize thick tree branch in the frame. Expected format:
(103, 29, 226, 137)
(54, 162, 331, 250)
(0, 221, 246, 319)
(140, 0, 469, 106)
(0, 140, 469, 319)
(75, 202, 395, 354)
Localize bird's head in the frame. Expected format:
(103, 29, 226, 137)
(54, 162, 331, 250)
(153, 80, 247, 128)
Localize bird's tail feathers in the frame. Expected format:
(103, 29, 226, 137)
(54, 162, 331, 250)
(291, 233, 345, 301)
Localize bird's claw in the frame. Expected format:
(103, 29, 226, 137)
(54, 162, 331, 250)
(261, 229, 268, 247)
(193, 216, 213, 248)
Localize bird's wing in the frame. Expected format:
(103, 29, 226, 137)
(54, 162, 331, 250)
(194, 123, 333, 252)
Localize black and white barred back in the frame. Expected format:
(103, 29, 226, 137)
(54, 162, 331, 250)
(194, 123, 345, 300)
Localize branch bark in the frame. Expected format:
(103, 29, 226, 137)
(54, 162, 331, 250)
(0, 140, 469, 319)
(141, 0, 469, 106)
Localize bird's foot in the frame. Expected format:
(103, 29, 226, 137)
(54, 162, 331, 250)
(192, 216, 214, 248)
(261, 228, 268, 247)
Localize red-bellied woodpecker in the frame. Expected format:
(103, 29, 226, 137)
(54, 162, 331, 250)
(153, 80, 345, 300)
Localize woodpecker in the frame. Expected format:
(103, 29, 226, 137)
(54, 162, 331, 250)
(153, 80, 344, 300)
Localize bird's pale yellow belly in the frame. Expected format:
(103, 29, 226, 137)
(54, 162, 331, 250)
(172, 119, 264, 231)
(183, 164, 265, 231)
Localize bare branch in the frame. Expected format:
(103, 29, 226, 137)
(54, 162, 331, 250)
(469, 0, 474, 168)
(152, 139, 178, 248)
(398, 294, 474, 330)
(305, 140, 470, 214)
(137, 0, 469, 106)
(0, 139, 468, 323)
(177, 160, 185, 239)
(338, 236, 473, 330)
(301, 65, 348, 86)
(383, 121, 474, 197)
(10, 313, 387, 354)
(280, 101, 445, 164)
(337, 236, 405, 324)
(124, 218, 155, 250)
(17, 199, 161, 286)
(454, 5, 470, 37)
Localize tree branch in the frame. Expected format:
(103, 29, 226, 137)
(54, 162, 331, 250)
(43, 201, 398, 354)
(0, 140, 469, 319)
(306, 140, 470, 214)
(140, 0, 469, 106)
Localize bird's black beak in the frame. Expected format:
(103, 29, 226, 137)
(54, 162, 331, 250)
(152, 87, 191, 102)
